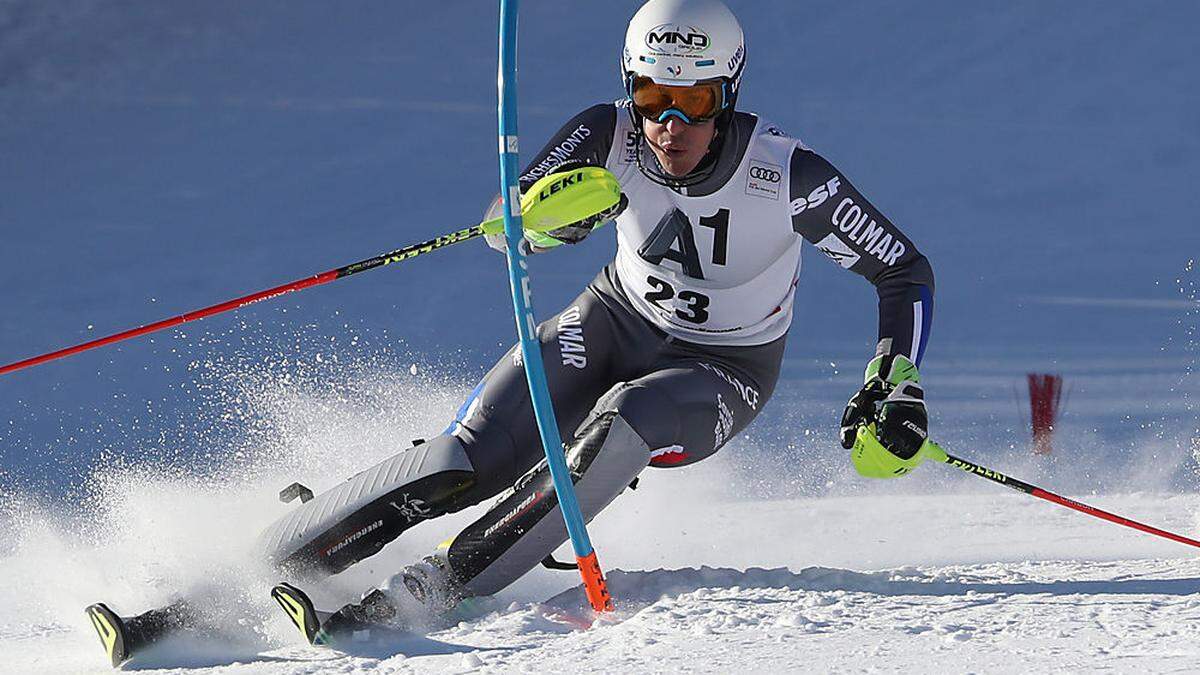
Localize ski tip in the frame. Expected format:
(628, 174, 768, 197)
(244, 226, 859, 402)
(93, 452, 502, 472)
(85, 602, 129, 668)
(271, 583, 323, 646)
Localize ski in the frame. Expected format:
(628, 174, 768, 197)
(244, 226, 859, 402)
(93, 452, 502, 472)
(85, 603, 130, 668)
(85, 598, 193, 668)
(272, 582, 409, 648)
(271, 583, 330, 645)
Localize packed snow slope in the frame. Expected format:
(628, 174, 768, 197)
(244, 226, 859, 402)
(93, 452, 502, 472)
(6, 448, 1200, 673)
(1, 1, 1199, 673)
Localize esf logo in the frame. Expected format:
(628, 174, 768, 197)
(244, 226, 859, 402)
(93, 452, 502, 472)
(646, 23, 710, 52)
(749, 166, 780, 183)
(789, 175, 841, 216)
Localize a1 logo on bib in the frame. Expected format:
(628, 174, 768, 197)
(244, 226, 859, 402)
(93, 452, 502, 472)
(746, 160, 782, 200)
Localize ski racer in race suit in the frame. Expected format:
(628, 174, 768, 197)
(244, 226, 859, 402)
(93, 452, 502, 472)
(260, 0, 936, 630)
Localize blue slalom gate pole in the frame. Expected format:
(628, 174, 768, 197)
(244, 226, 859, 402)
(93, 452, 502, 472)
(495, 0, 612, 612)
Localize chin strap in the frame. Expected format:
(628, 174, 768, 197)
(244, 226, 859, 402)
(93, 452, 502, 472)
(627, 104, 728, 190)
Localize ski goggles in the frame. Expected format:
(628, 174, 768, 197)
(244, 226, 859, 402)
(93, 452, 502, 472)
(629, 76, 728, 125)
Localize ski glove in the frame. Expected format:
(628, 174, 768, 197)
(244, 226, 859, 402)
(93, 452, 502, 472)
(524, 191, 628, 249)
(840, 352, 931, 478)
(484, 161, 627, 253)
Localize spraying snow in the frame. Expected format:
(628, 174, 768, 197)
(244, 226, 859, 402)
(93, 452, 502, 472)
(3, 344, 1200, 672)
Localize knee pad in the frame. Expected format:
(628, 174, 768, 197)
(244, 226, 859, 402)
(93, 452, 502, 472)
(586, 381, 679, 451)
(258, 435, 476, 579)
(444, 412, 651, 597)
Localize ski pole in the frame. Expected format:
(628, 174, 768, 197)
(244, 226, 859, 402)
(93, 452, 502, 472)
(496, 0, 612, 613)
(0, 224, 489, 377)
(925, 441, 1200, 549)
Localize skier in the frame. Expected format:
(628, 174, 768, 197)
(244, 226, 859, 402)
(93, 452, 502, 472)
(89, 0, 935, 662)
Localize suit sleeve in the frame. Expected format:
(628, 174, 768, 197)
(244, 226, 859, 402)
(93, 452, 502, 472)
(517, 103, 618, 192)
(788, 147, 935, 366)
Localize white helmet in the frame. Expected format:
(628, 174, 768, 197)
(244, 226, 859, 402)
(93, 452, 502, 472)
(620, 0, 747, 187)
(622, 0, 745, 94)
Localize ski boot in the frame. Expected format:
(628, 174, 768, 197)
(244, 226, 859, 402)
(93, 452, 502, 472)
(85, 599, 193, 668)
(387, 554, 462, 622)
(272, 555, 461, 646)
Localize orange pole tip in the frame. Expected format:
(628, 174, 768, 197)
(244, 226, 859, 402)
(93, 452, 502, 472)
(576, 551, 614, 613)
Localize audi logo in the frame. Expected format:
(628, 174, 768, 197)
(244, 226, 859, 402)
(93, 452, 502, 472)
(750, 167, 781, 182)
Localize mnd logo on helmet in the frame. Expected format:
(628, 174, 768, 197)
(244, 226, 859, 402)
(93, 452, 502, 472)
(646, 23, 711, 53)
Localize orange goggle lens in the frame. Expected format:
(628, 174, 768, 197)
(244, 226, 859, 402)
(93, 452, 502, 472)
(630, 76, 725, 124)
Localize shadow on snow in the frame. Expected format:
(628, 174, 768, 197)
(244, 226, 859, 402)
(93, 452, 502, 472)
(546, 565, 1200, 612)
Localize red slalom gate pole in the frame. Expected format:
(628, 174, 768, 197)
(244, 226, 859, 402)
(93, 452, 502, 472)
(929, 443, 1200, 550)
(0, 225, 485, 377)
(1027, 373, 1064, 455)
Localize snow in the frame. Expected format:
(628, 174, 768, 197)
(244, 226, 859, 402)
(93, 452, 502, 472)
(5, 456, 1200, 672)
(0, 341, 1180, 673)
(0, 347, 1198, 672)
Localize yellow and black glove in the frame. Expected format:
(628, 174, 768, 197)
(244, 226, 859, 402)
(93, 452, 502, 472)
(483, 162, 626, 253)
(840, 352, 932, 479)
